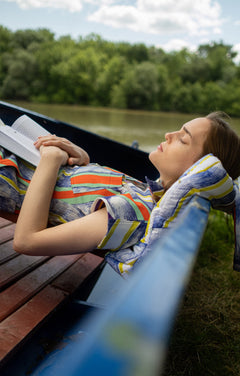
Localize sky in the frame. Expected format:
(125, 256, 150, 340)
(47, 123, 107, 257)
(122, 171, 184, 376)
(1, 0, 240, 57)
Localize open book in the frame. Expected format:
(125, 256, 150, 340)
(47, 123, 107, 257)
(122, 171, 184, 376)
(0, 115, 50, 166)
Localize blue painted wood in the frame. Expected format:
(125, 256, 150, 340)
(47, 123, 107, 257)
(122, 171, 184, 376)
(30, 196, 210, 376)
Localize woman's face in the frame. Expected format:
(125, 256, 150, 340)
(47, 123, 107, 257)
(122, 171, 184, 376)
(149, 117, 211, 187)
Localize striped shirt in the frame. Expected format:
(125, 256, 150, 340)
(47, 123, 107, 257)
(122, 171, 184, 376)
(0, 147, 156, 253)
(1, 149, 238, 277)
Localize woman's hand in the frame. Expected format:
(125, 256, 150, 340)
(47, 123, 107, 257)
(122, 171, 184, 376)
(34, 135, 90, 166)
(39, 144, 69, 166)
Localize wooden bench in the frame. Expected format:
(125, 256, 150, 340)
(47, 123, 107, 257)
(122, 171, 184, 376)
(24, 195, 209, 376)
(0, 196, 210, 375)
(0, 217, 104, 368)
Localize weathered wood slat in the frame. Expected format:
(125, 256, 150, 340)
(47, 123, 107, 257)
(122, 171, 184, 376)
(0, 189, 103, 368)
(0, 254, 49, 290)
(52, 253, 103, 293)
(0, 285, 67, 361)
(0, 218, 12, 229)
(0, 217, 104, 366)
(0, 240, 17, 265)
(0, 254, 103, 362)
(0, 254, 83, 322)
(0, 223, 16, 244)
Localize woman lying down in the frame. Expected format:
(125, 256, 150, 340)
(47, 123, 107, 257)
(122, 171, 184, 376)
(1, 111, 240, 277)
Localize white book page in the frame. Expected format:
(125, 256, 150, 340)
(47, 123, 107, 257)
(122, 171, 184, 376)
(0, 125, 40, 166)
(12, 115, 50, 141)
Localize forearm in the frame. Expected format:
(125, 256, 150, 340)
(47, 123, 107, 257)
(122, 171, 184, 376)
(14, 154, 62, 251)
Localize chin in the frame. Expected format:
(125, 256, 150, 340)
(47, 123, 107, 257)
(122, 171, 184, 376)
(149, 153, 160, 173)
(149, 150, 156, 161)
(149, 149, 160, 164)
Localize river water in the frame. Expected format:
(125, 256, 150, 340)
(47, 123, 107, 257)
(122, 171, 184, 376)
(9, 101, 240, 153)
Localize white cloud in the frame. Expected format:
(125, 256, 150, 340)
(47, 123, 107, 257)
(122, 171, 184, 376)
(89, 5, 139, 28)
(4, 0, 88, 12)
(89, 0, 223, 37)
(3, 0, 223, 37)
(3, 0, 115, 12)
(159, 38, 197, 52)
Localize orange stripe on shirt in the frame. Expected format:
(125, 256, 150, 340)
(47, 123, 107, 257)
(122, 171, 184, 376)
(0, 158, 19, 169)
(71, 174, 122, 186)
(121, 193, 151, 221)
(0, 158, 31, 184)
(52, 188, 117, 199)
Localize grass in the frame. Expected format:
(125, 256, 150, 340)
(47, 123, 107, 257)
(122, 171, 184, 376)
(163, 210, 240, 376)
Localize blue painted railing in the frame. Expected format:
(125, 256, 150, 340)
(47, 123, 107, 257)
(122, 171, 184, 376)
(32, 195, 210, 376)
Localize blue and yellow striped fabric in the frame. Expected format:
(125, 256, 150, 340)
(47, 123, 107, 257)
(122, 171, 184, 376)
(106, 154, 240, 277)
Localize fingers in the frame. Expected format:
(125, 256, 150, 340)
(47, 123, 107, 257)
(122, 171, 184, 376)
(68, 157, 75, 166)
(34, 135, 89, 166)
(34, 135, 71, 150)
(68, 157, 87, 166)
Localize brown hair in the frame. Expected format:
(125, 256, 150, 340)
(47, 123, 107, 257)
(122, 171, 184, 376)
(203, 112, 240, 180)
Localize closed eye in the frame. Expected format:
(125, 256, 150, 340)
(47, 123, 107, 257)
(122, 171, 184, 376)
(180, 138, 186, 144)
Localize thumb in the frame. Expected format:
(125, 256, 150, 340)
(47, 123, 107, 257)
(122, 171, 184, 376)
(68, 157, 82, 166)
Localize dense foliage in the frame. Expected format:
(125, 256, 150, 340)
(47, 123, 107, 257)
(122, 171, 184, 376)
(1, 25, 240, 115)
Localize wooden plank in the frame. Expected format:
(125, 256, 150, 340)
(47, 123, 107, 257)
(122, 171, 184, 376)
(46, 196, 210, 376)
(0, 253, 103, 362)
(0, 219, 17, 265)
(0, 240, 17, 265)
(0, 254, 82, 322)
(0, 223, 16, 244)
(52, 253, 103, 293)
(0, 285, 66, 361)
(0, 218, 12, 229)
(0, 254, 49, 290)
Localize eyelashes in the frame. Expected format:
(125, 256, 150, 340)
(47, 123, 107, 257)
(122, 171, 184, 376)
(180, 138, 186, 144)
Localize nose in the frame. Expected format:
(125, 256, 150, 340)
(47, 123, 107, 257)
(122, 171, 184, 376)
(165, 131, 179, 142)
(165, 131, 175, 142)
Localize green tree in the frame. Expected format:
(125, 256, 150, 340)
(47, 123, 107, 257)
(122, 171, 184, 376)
(1, 49, 38, 99)
(218, 81, 240, 116)
(197, 42, 237, 82)
(0, 26, 13, 93)
(50, 47, 105, 104)
(1, 26, 240, 116)
(171, 82, 204, 113)
(114, 42, 147, 63)
(112, 62, 159, 110)
(33, 37, 78, 102)
(125, 43, 149, 63)
(11, 28, 54, 50)
(162, 49, 192, 80)
(156, 64, 169, 110)
(0, 26, 13, 53)
(201, 81, 225, 113)
(96, 55, 128, 106)
(179, 53, 211, 83)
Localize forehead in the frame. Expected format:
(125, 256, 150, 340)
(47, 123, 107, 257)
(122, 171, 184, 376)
(184, 117, 210, 138)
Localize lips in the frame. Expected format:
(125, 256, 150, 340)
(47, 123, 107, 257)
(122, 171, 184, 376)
(157, 143, 163, 152)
